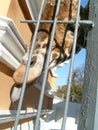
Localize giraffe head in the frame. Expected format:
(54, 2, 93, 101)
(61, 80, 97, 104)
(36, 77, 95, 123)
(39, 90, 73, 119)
(13, 0, 89, 85)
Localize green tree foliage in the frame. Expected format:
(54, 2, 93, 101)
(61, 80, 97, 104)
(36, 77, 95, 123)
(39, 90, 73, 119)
(53, 85, 67, 99)
(54, 65, 84, 103)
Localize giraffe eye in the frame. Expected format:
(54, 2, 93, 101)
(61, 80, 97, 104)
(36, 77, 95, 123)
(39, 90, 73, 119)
(30, 56, 37, 66)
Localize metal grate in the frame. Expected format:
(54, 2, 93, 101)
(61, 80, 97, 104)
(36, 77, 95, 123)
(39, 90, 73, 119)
(12, 0, 94, 130)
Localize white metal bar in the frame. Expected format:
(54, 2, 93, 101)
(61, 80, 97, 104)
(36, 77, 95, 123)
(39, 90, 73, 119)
(0, 24, 25, 62)
(0, 16, 26, 50)
(34, 0, 61, 129)
(21, 19, 93, 25)
(13, 0, 46, 129)
(0, 42, 20, 70)
(61, 0, 81, 129)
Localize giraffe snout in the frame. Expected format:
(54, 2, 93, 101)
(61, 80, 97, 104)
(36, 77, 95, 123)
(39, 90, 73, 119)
(13, 54, 44, 84)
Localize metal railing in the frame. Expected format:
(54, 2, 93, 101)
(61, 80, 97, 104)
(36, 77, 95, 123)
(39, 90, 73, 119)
(0, 110, 51, 124)
(12, 0, 94, 130)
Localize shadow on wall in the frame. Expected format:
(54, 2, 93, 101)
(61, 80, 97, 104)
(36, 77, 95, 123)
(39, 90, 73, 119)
(9, 83, 53, 111)
(0, 62, 14, 77)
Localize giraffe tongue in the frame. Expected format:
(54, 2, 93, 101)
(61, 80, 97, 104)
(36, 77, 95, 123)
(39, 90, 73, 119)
(13, 54, 44, 85)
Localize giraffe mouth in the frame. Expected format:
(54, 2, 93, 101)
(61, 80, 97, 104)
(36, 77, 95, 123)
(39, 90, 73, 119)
(13, 54, 44, 85)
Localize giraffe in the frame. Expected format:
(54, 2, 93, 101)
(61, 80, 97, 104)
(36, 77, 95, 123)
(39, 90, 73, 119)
(13, 0, 89, 85)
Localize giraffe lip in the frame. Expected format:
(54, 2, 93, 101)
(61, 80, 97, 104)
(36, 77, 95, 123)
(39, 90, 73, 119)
(13, 55, 44, 84)
(13, 64, 28, 84)
(13, 64, 41, 84)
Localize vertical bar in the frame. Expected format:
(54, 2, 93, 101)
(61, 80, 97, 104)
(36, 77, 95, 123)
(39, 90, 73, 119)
(34, 0, 61, 130)
(94, 87, 98, 130)
(78, 0, 98, 130)
(13, 0, 46, 129)
(61, 0, 81, 130)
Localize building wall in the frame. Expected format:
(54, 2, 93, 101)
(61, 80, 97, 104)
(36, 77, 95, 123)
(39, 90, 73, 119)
(0, 0, 53, 110)
(0, 0, 11, 16)
(0, 62, 14, 109)
(7, 0, 33, 44)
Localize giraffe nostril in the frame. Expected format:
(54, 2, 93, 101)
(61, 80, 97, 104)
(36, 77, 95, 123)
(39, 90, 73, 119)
(30, 56, 37, 66)
(42, 43, 47, 48)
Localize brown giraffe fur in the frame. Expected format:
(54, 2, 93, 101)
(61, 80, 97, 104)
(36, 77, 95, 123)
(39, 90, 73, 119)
(13, 0, 89, 85)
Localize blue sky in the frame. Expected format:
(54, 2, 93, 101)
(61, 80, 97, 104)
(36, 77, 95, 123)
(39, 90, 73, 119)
(81, 0, 89, 7)
(54, 0, 88, 87)
(55, 49, 86, 87)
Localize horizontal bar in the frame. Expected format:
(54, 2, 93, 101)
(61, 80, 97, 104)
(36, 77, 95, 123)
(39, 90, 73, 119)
(0, 110, 52, 124)
(21, 19, 94, 25)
